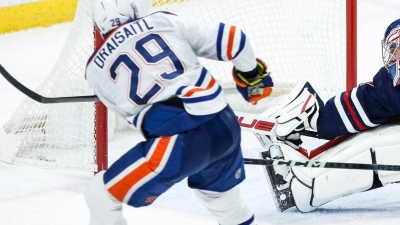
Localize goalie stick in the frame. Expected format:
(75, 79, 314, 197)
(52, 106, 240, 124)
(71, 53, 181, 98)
(234, 110, 319, 138)
(0, 64, 99, 103)
(243, 157, 400, 171)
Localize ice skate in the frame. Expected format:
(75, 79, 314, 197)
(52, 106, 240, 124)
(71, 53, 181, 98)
(260, 145, 295, 212)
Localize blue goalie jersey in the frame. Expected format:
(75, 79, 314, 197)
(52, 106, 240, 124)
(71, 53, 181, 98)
(318, 67, 400, 139)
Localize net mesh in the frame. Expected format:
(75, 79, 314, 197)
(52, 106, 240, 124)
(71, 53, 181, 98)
(0, 0, 97, 171)
(0, 0, 349, 171)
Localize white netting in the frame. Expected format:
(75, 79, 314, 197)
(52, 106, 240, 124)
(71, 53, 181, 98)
(0, 0, 351, 171)
(0, 0, 97, 171)
(152, 0, 348, 111)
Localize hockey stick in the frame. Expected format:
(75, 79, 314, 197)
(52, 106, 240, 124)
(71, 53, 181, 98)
(243, 158, 400, 171)
(0, 63, 317, 139)
(0, 64, 317, 138)
(235, 81, 324, 140)
(0, 64, 99, 103)
(234, 111, 319, 138)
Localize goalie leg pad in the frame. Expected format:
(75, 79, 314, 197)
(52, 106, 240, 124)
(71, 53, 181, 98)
(374, 144, 400, 185)
(291, 150, 374, 212)
(288, 124, 400, 212)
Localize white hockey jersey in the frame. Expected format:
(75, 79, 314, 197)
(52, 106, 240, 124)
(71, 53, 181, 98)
(85, 11, 257, 124)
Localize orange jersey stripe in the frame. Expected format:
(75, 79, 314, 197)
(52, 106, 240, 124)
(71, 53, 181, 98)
(183, 77, 217, 97)
(227, 26, 236, 60)
(108, 136, 172, 201)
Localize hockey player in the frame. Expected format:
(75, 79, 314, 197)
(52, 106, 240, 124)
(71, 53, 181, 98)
(83, 0, 273, 224)
(263, 18, 400, 213)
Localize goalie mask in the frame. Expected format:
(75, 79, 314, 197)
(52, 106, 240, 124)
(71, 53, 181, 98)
(92, 0, 151, 38)
(382, 19, 400, 86)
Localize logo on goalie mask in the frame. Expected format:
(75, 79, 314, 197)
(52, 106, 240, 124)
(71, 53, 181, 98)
(382, 19, 400, 86)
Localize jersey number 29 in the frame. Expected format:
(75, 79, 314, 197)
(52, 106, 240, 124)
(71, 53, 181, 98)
(109, 33, 184, 105)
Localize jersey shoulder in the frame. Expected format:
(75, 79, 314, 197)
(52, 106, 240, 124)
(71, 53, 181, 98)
(149, 11, 178, 16)
(145, 11, 178, 21)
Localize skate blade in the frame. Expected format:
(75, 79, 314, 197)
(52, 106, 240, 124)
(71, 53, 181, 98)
(260, 151, 295, 212)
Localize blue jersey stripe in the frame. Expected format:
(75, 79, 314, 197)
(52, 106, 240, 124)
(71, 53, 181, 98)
(233, 31, 246, 59)
(181, 86, 222, 104)
(176, 86, 186, 95)
(216, 23, 225, 61)
(176, 67, 207, 95)
(194, 67, 208, 86)
(132, 114, 139, 127)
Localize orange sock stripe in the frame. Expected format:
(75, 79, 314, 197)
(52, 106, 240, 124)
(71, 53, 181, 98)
(108, 136, 172, 201)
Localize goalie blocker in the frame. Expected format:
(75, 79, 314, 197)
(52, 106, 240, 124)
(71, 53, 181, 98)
(266, 122, 400, 212)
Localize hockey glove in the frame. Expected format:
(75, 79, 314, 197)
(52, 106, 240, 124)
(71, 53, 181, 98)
(277, 131, 303, 149)
(273, 89, 319, 149)
(232, 58, 273, 105)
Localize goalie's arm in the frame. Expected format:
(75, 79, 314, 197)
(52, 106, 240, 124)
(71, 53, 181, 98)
(0, 64, 99, 103)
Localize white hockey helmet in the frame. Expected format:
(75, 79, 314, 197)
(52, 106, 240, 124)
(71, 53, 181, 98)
(92, 0, 152, 37)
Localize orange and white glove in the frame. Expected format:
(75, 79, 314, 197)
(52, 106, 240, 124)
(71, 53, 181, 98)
(232, 58, 273, 104)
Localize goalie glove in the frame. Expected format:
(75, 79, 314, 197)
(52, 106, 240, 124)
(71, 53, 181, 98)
(274, 89, 319, 147)
(232, 58, 273, 104)
(277, 131, 303, 150)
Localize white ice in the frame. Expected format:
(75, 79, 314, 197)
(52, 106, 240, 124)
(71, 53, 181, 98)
(1, 0, 400, 224)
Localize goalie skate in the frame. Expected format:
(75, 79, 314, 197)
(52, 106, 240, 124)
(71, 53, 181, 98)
(260, 148, 295, 212)
(256, 82, 324, 212)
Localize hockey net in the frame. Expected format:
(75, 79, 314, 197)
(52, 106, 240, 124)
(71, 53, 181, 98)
(0, 0, 356, 172)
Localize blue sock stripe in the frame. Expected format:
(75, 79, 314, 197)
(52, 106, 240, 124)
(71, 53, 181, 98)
(239, 215, 255, 225)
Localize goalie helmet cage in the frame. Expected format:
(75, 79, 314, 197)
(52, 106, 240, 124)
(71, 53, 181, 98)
(0, 0, 357, 172)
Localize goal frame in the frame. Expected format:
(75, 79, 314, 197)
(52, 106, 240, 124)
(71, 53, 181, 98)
(95, 30, 108, 172)
(94, 0, 357, 172)
(346, 0, 357, 91)
(0, 0, 357, 173)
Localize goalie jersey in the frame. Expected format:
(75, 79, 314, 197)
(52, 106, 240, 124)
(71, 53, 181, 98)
(85, 11, 256, 125)
(318, 66, 400, 139)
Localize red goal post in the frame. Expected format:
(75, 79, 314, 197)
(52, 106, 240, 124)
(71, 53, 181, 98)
(0, 0, 357, 172)
(346, 0, 357, 91)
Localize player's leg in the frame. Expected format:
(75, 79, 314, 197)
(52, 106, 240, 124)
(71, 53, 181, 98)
(271, 122, 400, 212)
(83, 135, 181, 225)
(194, 187, 255, 225)
(84, 102, 215, 224)
(84, 102, 252, 224)
(84, 171, 127, 225)
(188, 106, 256, 225)
(84, 130, 213, 225)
